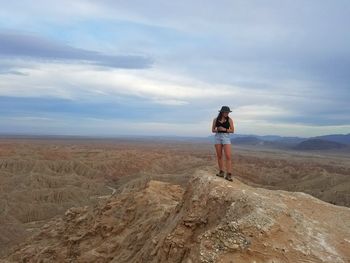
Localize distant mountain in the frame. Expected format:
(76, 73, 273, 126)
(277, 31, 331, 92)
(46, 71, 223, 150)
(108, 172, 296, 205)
(257, 135, 282, 141)
(225, 134, 305, 148)
(230, 136, 302, 150)
(258, 135, 305, 143)
(228, 133, 350, 144)
(311, 133, 350, 145)
(228, 134, 306, 144)
(215, 133, 350, 152)
(231, 136, 263, 145)
(293, 138, 348, 150)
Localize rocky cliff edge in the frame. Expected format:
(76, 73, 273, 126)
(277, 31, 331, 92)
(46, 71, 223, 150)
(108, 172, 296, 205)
(2, 168, 350, 263)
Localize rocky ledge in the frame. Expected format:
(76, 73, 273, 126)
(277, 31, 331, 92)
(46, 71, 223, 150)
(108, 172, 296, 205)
(2, 169, 350, 263)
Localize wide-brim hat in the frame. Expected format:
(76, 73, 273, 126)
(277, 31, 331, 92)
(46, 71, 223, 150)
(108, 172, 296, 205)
(219, 106, 232, 112)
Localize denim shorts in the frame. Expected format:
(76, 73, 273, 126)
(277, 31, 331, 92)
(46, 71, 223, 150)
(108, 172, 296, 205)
(214, 133, 231, 145)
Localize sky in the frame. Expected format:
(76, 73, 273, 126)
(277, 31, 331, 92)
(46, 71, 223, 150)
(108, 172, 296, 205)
(0, 0, 349, 137)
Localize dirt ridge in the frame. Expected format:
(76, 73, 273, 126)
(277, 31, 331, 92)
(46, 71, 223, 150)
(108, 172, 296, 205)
(2, 168, 350, 262)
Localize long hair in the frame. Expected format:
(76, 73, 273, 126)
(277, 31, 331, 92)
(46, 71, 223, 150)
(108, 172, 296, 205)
(216, 111, 227, 121)
(217, 111, 223, 121)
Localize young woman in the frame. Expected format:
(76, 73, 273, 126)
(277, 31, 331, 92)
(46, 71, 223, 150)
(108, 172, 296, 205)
(211, 106, 234, 181)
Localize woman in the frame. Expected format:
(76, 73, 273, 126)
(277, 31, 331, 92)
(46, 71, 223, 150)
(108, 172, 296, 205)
(211, 106, 234, 181)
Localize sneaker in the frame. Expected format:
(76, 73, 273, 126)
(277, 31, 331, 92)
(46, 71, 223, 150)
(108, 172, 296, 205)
(216, 170, 225, 178)
(225, 172, 233, 181)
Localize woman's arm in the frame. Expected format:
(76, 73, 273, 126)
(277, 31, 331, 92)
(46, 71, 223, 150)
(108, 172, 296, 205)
(227, 118, 235, 133)
(212, 118, 218, 133)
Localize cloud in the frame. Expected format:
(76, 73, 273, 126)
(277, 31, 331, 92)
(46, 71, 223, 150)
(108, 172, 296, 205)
(0, 31, 153, 69)
(0, 59, 348, 130)
(0, 1, 349, 136)
(234, 105, 294, 119)
(0, 61, 240, 102)
(237, 119, 350, 137)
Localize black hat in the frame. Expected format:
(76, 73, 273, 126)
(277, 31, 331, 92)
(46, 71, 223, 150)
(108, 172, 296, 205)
(219, 106, 232, 112)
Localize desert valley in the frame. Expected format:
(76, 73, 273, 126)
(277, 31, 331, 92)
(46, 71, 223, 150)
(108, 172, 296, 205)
(0, 136, 349, 262)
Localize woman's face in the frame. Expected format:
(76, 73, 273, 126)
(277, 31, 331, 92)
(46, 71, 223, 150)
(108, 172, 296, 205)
(222, 111, 229, 117)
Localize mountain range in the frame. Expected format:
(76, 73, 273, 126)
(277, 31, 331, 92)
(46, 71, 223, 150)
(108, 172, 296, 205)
(214, 133, 350, 151)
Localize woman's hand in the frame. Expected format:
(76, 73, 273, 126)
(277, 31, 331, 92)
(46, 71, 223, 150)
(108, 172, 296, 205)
(217, 126, 227, 131)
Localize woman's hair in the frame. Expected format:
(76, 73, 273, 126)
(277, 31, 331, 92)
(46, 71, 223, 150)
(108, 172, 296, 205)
(217, 111, 223, 121)
(217, 111, 229, 120)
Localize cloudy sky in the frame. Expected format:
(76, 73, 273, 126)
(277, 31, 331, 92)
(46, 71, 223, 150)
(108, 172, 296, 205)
(0, 0, 349, 137)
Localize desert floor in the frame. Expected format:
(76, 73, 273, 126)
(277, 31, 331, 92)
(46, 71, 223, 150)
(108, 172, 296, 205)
(0, 138, 349, 257)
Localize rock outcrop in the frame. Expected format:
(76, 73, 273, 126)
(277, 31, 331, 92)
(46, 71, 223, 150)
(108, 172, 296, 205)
(2, 169, 350, 263)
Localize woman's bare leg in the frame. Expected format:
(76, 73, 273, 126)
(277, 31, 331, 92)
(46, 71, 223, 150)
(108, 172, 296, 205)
(223, 144, 232, 174)
(214, 144, 224, 171)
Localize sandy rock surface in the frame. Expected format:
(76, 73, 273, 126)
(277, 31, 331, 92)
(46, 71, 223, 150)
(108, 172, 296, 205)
(2, 168, 350, 263)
